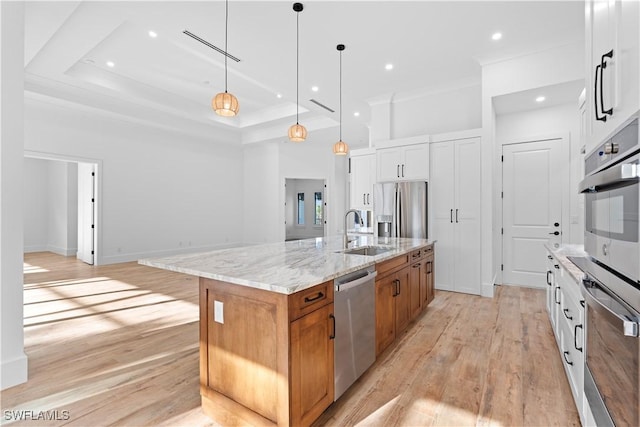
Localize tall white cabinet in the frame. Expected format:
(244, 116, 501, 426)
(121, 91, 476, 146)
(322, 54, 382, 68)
(430, 136, 481, 295)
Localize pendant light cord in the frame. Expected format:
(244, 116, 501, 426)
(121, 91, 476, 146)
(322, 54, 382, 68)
(296, 10, 300, 125)
(224, 0, 229, 93)
(339, 49, 342, 141)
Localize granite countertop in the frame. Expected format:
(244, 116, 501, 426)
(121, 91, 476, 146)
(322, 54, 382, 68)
(139, 235, 433, 295)
(545, 243, 587, 284)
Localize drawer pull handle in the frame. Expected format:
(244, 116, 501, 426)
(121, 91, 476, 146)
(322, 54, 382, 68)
(304, 292, 324, 303)
(555, 287, 561, 305)
(563, 308, 573, 320)
(574, 324, 583, 352)
(329, 314, 336, 340)
(563, 351, 573, 366)
(546, 271, 552, 286)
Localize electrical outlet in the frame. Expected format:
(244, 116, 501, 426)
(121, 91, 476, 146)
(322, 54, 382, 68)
(214, 300, 224, 324)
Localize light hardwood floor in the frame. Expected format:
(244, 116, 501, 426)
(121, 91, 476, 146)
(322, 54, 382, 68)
(2, 252, 579, 426)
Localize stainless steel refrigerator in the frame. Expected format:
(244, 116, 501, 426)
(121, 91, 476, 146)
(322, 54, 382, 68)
(373, 181, 428, 239)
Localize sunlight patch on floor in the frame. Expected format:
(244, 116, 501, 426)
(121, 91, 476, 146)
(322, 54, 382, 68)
(23, 262, 50, 274)
(355, 395, 400, 425)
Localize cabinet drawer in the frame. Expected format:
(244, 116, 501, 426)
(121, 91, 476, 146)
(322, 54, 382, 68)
(376, 254, 410, 278)
(410, 249, 424, 261)
(289, 281, 334, 321)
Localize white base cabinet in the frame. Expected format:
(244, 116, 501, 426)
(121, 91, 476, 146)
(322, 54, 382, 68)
(431, 137, 481, 295)
(546, 250, 586, 426)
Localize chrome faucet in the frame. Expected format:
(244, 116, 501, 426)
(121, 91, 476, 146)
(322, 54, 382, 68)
(344, 209, 363, 249)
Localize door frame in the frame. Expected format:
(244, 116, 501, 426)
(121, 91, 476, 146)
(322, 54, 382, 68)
(498, 132, 570, 285)
(24, 150, 102, 265)
(282, 177, 328, 242)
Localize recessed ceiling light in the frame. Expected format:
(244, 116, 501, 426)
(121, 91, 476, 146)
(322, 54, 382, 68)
(148, 30, 158, 38)
(311, 86, 319, 92)
(106, 61, 115, 68)
(385, 63, 394, 70)
(492, 32, 502, 41)
(276, 93, 283, 98)
(536, 96, 546, 103)
(354, 112, 360, 117)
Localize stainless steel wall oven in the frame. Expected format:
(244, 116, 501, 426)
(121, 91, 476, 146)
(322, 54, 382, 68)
(578, 118, 640, 426)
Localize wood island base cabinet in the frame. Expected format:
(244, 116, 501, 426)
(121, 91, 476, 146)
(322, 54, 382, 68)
(199, 278, 334, 427)
(376, 244, 435, 356)
(197, 243, 435, 426)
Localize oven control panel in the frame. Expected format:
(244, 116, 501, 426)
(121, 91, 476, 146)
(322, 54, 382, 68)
(586, 118, 639, 175)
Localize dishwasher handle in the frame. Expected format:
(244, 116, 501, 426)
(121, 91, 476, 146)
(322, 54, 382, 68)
(335, 270, 377, 292)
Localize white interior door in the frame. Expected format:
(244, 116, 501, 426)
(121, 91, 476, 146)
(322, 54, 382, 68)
(77, 163, 95, 265)
(503, 139, 563, 287)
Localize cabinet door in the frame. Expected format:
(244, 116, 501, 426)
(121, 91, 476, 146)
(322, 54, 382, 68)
(586, 0, 639, 152)
(290, 304, 335, 426)
(377, 148, 403, 182)
(453, 138, 481, 295)
(394, 267, 411, 334)
(402, 144, 429, 180)
(350, 154, 375, 210)
(430, 141, 455, 291)
(409, 262, 423, 320)
(375, 275, 396, 356)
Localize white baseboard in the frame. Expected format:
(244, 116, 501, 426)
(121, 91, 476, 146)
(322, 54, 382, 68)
(46, 245, 77, 257)
(1, 353, 28, 390)
(482, 281, 495, 298)
(24, 245, 47, 253)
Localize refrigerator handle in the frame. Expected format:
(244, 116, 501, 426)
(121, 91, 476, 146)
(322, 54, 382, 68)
(450, 209, 453, 224)
(395, 185, 401, 237)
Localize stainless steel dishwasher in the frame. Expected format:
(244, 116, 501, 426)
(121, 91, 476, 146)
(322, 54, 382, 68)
(333, 266, 377, 400)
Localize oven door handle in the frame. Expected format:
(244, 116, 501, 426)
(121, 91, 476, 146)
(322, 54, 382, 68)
(582, 278, 640, 337)
(579, 160, 640, 193)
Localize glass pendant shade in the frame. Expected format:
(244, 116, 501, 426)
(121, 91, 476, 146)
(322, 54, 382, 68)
(333, 140, 348, 155)
(212, 91, 239, 117)
(288, 123, 307, 142)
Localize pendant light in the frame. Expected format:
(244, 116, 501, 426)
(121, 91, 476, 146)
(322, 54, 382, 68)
(212, 0, 239, 117)
(288, 2, 307, 142)
(333, 44, 348, 155)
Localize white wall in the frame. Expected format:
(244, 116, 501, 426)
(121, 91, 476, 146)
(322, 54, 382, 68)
(24, 158, 79, 255)
(243, 132, 348, 245)
(1, 0, 28, 390)
(369, 84, 482, 143)
(483, 42, 585, 293)
(24, 98, 245, 264)
(391, 84, 482, 139)
(496, 103, 584, 245)
(23, 158, 48, 251)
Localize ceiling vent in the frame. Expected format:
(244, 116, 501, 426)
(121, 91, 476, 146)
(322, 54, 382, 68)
(183, 30, 241, 62)
(309, 99, 335, 113)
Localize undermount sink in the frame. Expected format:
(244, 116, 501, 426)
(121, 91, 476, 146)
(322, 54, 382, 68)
(340, 246, 393, 256)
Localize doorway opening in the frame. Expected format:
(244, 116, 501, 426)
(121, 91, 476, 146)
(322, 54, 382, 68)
(24, 152, 99, 265)
(285, 178, 326, 241)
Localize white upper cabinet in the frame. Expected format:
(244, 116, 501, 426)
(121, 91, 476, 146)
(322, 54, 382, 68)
(376, 143, 429, 182)
(349, 153, 376, 210)
(585, 0, 639, 154)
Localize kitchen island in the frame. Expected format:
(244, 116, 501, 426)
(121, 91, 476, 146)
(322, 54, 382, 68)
(140, 235, 435, 427)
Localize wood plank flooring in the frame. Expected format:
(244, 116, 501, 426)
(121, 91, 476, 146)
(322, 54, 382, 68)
(2, 252, 579, 426)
